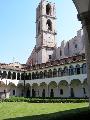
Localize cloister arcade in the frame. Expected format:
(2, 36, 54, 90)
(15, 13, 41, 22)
(0, 56, 88, 99)
(0, 63, 87, 80)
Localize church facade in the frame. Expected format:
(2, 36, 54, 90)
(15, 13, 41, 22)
(0, 0, 88, 99)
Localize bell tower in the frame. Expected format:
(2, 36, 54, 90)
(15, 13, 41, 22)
(36, 0, 57, 64)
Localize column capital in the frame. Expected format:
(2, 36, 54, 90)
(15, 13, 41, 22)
(78, 11, 90, 26)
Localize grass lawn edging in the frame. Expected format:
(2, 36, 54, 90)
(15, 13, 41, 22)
(0, 96, 89, 103)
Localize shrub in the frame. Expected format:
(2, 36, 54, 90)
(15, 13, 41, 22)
(0, 97, 89, 103)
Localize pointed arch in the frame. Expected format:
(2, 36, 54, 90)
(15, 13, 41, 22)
(46, 19, 52, 31)
(46, 3, 51, 15)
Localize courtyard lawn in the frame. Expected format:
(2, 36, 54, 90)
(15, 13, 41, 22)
(0, 102, 89, 120)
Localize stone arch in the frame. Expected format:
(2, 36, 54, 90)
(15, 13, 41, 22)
(75, 64, 81, 74)
(12, 72, 16, 79)
(58, 68, 63, 77)
(32, 83, 38, 97)
(17, 73, 20, 80)
(17, 83, 24, 87)
(70, 79, 82, 98)
(32, 72, 36, 80)
(70, 79, 81, 86)
(46, 3, 51, 15)
(44, 70, 48, 78)
(7, 71, 12, 79)
(69, 65, 74, 75)
(46, 19, 52, 31)
(2, 71, 7, 79)
(21, 73, 25, 80)
(58, 80, 69, 98)
(48, 69, 52, 78)
(39, 82, 47, 98)
(63, 66, 69, 76)
(8, 82, 16, 87)
(28, 73, 31, 80)
(48, 81, 57, 97)
(25, 83, 31, 98)
(82, 63, 87, 74)
(39, 71, 44, 79)
(35, 71, 39, 79)
(17, 83, 24, 97)
(53, 68, 57, 77)
(58, 80, 69, 86)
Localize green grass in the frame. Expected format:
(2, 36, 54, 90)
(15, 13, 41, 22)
(0, 102, 89, 120)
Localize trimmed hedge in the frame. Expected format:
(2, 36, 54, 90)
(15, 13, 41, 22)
(0, 96, 89, 103)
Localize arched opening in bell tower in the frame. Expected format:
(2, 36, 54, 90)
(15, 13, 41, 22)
(46, 19, 52, 31)
(46, 3, 51, 15)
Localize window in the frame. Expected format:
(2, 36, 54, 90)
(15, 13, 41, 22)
(82, 63, 87, 74)
(83, 88, 86, 94)
(13, 90, 15, 96)
(49, 55, 52, 60)
(75, 44, 77, 48)
(12, 72, 16, 79)
(75, 64, 80, 74)
(60, 89, 63, 95)
(46, 19, 52, 31)
(46, 3, 51, 15)
(60, 49, 62, 56)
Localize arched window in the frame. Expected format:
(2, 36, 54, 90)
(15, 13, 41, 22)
(17, 73, 20, 80)
(75, 64, 81, 75)
(2, 71, 7, 78)
(63, 66, 68, 76)
(25, 73, 29, 80)
(8, 71, 11, 79)
(28, 73, 31, 80)
(39, 71, 43, 79)
(46, 3, 51, 15)
(69, 65, 74, 75)
(58, 68, 63, 77)
(35, 71, 39, 79)
(21, 73, 25, 80)
(12, 72, 16, 79)
(32, 72, 36, 80)
(82, 63, 87, 74)
(44, 70, 48, 78)
(48, 69, 52, 78)
(53, 69, 57, 77)
(46, 19, 52, 31)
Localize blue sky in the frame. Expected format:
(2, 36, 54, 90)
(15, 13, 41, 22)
(0, 0, 81, 64)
